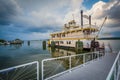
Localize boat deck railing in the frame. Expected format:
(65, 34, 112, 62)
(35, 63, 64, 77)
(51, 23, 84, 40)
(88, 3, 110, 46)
(0, 61, 39, 80)
(106, 51, 120, 80)
(41, 51, 103, 80)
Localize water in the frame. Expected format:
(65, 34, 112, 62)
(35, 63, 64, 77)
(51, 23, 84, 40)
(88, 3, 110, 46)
(0, 40, 120, 80)
(98, 40, 120, 51)
(0, 40, 51, 69)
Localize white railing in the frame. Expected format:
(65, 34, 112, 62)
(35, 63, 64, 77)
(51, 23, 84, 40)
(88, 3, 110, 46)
(0, 61, 39, 80)
(41, 51, 102, 80)
(106, 51, 120, 80)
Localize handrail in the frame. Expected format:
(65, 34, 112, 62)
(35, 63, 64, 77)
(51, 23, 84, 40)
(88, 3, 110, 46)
(0, 61, 39, 80)
(106, 51, 120, 80)
(42, 51, 100, 80)
(42, 52, 98, 62)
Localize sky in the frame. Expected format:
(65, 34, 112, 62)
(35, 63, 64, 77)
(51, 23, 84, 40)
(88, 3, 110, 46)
(0, 0, 120, 40)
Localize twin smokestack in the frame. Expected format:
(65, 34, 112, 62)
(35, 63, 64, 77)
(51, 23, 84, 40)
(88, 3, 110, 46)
(80, 10, 91, 28)
(81, 10, 83, 28)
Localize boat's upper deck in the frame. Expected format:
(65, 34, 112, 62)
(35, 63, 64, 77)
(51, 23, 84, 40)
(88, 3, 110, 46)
(50, 19, 99, 40)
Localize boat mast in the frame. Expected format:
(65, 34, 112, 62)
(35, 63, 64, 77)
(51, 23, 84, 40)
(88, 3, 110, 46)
(96, 16, 107, 38)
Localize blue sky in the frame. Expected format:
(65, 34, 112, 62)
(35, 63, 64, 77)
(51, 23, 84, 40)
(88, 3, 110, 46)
(83, 0, 109, 9)
(0, 0, 120, 40)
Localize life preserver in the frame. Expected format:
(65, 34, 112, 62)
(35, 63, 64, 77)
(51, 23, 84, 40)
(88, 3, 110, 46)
(91, 40, 100, 48)
(95, 42, 99, 48)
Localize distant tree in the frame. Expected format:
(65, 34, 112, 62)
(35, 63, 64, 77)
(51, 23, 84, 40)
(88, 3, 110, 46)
(15, 38, 21, 40)
(0, 39, 6, 43)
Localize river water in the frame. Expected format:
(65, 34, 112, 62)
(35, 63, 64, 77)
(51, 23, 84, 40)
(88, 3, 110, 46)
(0, 40, 120, 80)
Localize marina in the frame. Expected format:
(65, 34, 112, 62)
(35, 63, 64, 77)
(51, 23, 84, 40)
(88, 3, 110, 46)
(0, 39, 23, 45)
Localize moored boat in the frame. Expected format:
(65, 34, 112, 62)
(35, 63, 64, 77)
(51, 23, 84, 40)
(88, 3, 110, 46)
(10, 39, 23, 44)
(48, 10, 107, 51)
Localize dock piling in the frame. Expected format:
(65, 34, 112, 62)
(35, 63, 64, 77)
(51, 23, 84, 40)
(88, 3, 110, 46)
(42, 41, 46, 50)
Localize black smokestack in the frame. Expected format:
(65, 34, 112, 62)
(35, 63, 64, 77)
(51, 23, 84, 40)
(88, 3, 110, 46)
(89, 15, 91, 26)
(81, 10, 83, 28)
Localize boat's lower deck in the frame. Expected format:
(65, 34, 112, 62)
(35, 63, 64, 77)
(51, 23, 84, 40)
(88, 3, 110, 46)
(48, 39, 104, 49)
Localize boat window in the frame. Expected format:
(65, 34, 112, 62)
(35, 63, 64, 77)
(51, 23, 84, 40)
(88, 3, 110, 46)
(69, 41, 71, 44)
(60, 41, 64, 44)
(66, 41, 71, 44)
(57, 34, 61, 37)
(67, 41, 68, 44)
(62, 34, 65, 37)
(52, 35, 55, 38)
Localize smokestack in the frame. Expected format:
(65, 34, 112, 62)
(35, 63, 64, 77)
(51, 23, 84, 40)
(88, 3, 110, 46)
(81, 10, 83, 28)
(89, 15, 91, 26)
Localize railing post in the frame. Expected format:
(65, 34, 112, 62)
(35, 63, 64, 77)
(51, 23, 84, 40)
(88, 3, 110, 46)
(114, 66, 116, 80)
(98, 51, 100, 59)
(37, 61, 39, 80)
(83, 54, 85, 65)
(69, 56, 72, 72)
(92, 52, 94, 60)
(117, 54, 120, 80)
(41, 60, 44, 80)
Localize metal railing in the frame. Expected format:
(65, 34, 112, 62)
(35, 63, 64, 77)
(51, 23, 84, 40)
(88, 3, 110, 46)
(41, 51, 103, 80)
(106, 51, 120, 80)
(0, 61, 39, 80)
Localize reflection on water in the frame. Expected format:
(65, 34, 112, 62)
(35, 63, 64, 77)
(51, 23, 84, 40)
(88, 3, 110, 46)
(11, 44, 22, 49)
(50, 48, 76, 57)
(27, 41, 30, 46)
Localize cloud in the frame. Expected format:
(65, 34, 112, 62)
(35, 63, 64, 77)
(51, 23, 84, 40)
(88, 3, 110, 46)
(29, 11, 64, 27)
(64, 0, 86, 26)
(107, 1, 120, 20)
(25, 32, 50, 40)
(0, 0, 68, 40)
(15, 0, 84, 28)
(0, 0, 120, 40)
(70, 0, 83, 10)
(0, 0, 22, 25)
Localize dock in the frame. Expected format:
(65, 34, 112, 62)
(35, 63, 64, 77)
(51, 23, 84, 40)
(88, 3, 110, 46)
(42, 51, 120, 80)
